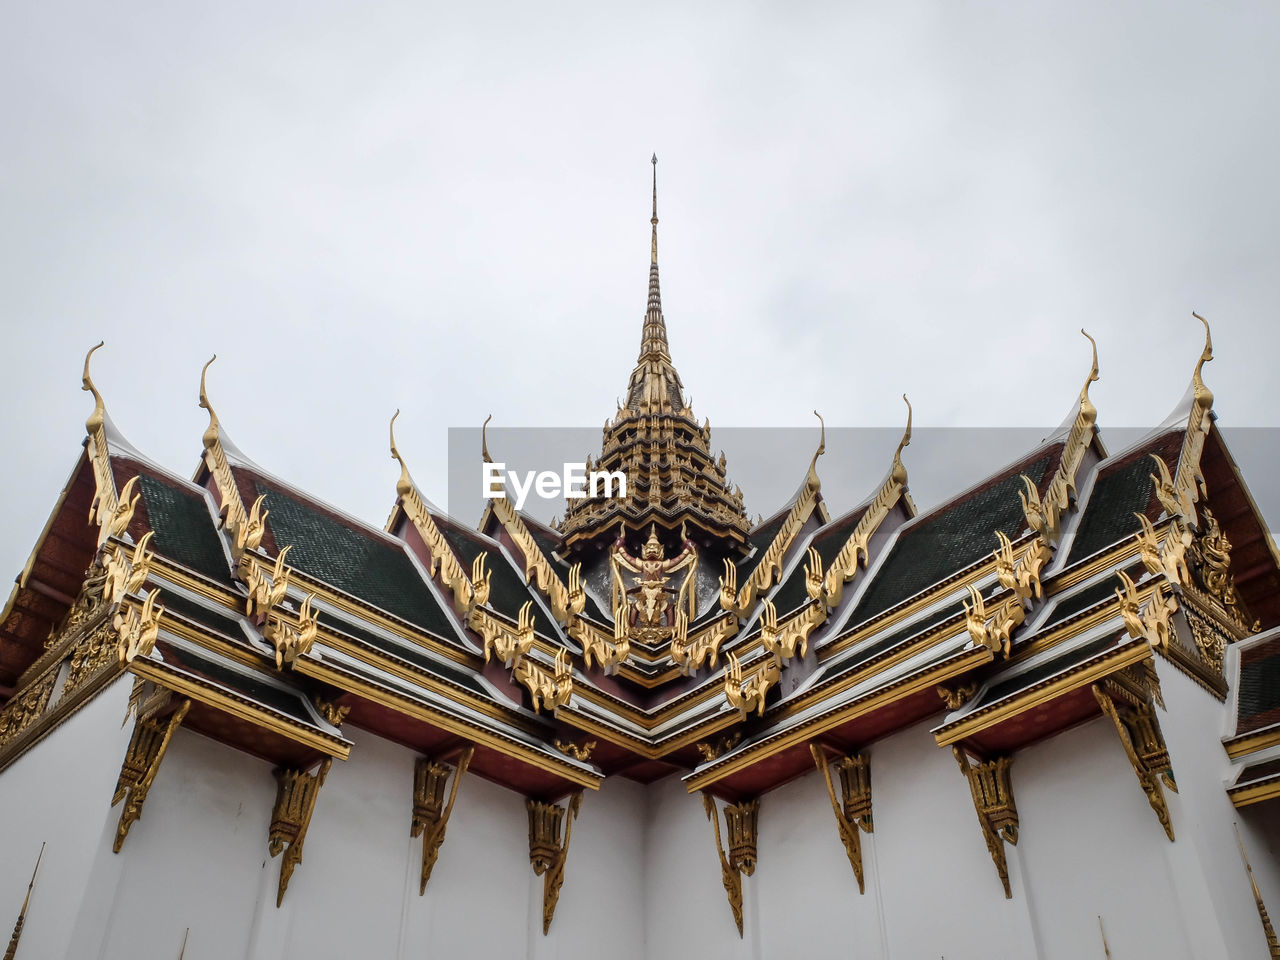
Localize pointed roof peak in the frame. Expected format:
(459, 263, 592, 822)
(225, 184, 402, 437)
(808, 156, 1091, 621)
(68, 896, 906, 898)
(626, 155, 685, 413)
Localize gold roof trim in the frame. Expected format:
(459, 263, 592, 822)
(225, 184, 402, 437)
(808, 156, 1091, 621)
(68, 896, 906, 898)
(82, 341, 132, 546)
(1020, 330, 1099, 544)
(388, 412, 475, 615)
(720, 412, 826, 617)
(198, 356, 265, 563)
(822, 396, 912, 608)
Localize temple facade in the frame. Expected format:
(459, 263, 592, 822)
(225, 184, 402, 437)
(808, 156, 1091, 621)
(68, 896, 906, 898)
(3, 163, 1280, 959)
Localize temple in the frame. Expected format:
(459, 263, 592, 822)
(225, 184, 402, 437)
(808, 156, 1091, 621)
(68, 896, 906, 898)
(3, 160, 1280, 959)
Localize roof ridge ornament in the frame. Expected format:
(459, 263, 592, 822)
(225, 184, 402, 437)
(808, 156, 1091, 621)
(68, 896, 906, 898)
(389, 410, 413, 500)
(198, 355, 263, 562)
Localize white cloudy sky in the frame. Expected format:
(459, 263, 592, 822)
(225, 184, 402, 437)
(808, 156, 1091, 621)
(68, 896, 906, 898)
(2, 1, 1278, 575)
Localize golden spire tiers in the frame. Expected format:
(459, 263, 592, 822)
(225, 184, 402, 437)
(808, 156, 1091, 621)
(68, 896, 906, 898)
(561, 157, 749, 552)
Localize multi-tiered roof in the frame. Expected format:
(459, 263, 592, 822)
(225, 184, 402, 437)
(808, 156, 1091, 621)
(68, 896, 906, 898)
(3, 171, 1278, 932)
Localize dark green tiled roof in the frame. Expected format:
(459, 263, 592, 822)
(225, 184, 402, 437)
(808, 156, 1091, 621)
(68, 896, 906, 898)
(438, 520, 556, 636)
(161, 592, 244, 637)
(1039, 577, 1121, 629)
(849, 454, 1054, 628)
(162, 641, 316, 723)
(739, 510, 792, 579)
(1066, 431, 1183, 565)
(317, 610, 491, 697)
(770, 507, 865, 618)
(256, 482, 458, 642)
(974, 631, 1120, 707)
(136, 473, 232, 585)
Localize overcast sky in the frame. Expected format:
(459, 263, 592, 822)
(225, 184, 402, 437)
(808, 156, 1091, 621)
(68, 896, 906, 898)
(2, 2, 1278, 578)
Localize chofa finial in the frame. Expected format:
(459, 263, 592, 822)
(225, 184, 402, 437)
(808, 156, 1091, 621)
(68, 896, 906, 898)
(82, 341, 106, 434)
(199, 355, 221, 451)
(1191, 311, 1213, 403)
(482, 414, 493, 464)
(807, 410, 826, 488)
(389, 410, 413, 499)
(892, 395, 912, 485)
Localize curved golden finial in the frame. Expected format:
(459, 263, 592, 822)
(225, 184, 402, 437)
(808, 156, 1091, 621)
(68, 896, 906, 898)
(806, 410, 826, 488)
(1079, 328, 1099, 398)
(1191, 311, 1214, 405)
(482, 414, 493, 464)
(892, 394, 912, 485)
(198, 355, 221, 451)
(1078, 329, 1099, 424)
(82, 341, 106, 434)
(389, 409, 413, 499)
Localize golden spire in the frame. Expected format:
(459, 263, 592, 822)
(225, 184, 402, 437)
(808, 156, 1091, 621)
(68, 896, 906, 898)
(626, 154, 685, 412)
(4, 842, 44, 960)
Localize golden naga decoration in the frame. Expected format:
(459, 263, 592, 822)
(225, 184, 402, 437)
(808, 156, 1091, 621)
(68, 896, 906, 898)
(312, 697, 350, 727)
(570, 617, 629, 673)
(1135, 510, 1192, 587)
(724, 651, 780, 717)
(389, 411, 476, 615)
(963, 585, 1024, 660)
(482, 426, 586, 624)
(695, 732, 742, 763)
(115, 588, 164, 665)
(554, 739, 596, 762)
(104, 532, 155, 607)
(993, 531, 1049, 604)
(823, 397, 913, 608)
(1187, 507, 1255, 633)
(265, 593, 319, 670)
(469, 552, 491, 608)
(82, 342, 142, 547)
(612, 523, 698, 643)
(527, 792, 583, 935)
(937, 681, 978, 711)
(759, 596, 826, 663)
(478, 600, 534, 666)
(1092, 683, 1176, 841)
(701, 793, 759, 937)
(1115, 570, 1178, 653)
(269, 758, 332, 907)
(513, 648, 573, 712)
(1020, 330, 1100, 543)
(954, 748, 1019, 899)
(811, 745, 873, 893)
(1236, 825, 1280, 959)
(199, 357, 267, 563)
(112, 699, 191, 853)
(4, 841, 44, 960)
(244, 546, 293, 621)
(1173, 313, 1215, 520)
(412, 745, 473, 896)
(719, 413, 826, 617)
(671, 613, 735, 674)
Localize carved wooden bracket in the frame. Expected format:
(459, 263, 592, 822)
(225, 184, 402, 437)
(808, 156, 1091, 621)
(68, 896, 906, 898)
(111, 698, 191, 853)
(702, 793, 759, 936)
(411, 745, 473, 895)
(527, 792, 583, 935)
(269, 758, 331, 907)
(811, 744, 872, 893)
(954, 748, 1018, 898)
(1093, 682, 1176, 841)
